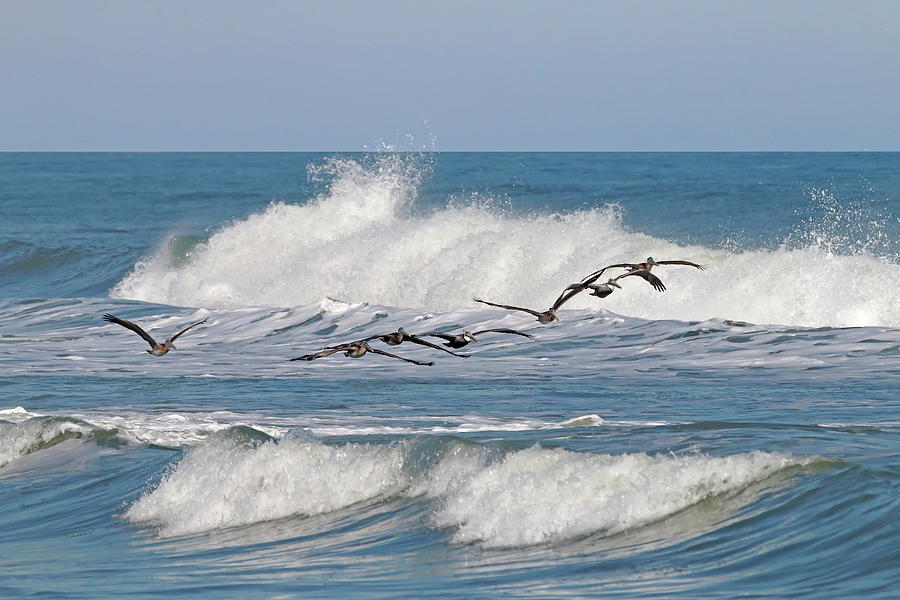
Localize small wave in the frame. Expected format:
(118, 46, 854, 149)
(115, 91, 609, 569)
(418, 445, 817, 548)
(0, 415, 118, 468)
(124, 432, 816, 545)
(125, 433, 407, 537)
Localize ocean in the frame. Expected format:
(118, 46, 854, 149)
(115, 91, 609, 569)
(1, 152, 898, 598)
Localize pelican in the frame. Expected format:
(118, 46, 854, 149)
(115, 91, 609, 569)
(472, 297, 558, 324)
(372, 328, 470, 357)
(581, 256, 705, 286)
(102, 313, 208, 356)
(289, 340, 434, 366)
(424, 328, 534, 349)
(551, 269, 665, 310)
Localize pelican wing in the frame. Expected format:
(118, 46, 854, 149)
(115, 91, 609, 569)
(325, 335, 380, 349)
(473, 328, 535, 340)
(580, 263, 636, 283)
(579, 264, 627, 284)
(368, 347, 434, 366)
(550, 285, 587, 311)
(656, 259, 705, 270)
(614, 269, 666, 292)
(289, 346, 346, 361)
(421, 331, 458, 342)
(102, 313, 158, 348)
(404, 334, 471, 357)
(473, 297, 544, 318)
(167, 317, 209, 343)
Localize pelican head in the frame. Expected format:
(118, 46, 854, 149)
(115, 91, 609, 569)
(463, 330, 479, 343)
(645, 257, 658, 266)
(607, 279, 623, 289)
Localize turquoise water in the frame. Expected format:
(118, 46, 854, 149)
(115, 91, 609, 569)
(1, 153, 898, 598)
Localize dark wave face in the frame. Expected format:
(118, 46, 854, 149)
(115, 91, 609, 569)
(0, 152, 898, 599)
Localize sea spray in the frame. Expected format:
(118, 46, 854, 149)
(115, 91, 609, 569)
(111, 155, 900, 328)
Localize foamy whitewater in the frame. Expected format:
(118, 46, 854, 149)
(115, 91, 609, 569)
(1, 153, 898, 598)
(112, 155, 900, 328)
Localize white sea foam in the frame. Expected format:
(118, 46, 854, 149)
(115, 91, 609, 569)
(3, 406, 623, 449)
(111, 155, 900, 328)
(0, 406, 37, 423)
(419, 445, 811, 548)
(0, 416, 95, 468)
(124, 433, 811, 546)
(125, 437, 407, 537)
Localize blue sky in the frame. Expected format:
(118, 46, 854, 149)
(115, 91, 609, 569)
(2, 0, 898, 150)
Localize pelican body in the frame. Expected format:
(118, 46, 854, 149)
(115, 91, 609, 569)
(472, 297, 558, 324)
(425, 328, 533, 349)
(373, 328, 470, 357)
(581, 256, 705, 285)
(102, 313, 208, 356)
(553, 268, 666, 309)
(290, 340, 434, 366)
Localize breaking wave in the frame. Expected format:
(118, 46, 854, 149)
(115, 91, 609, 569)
(124, 431, 818, 546)
(0, 410, 120, 469)
(112, 155, 900, 328)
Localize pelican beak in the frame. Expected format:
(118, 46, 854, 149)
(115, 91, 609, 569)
(610, 280, 623, 289)
(465, 332, 479, 343)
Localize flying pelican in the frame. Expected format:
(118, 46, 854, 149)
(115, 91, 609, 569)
(102, 313, 208, 356)
(472, 297, 558, 324)
(424, 328, 535, 349)
(581, 256, 705, 286)
(551, 268, 665, 310)
(372, 328, 470, 357)
(289, 339, 434, 366)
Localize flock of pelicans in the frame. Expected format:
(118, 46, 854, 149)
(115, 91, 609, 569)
(102, 257, 704, 366)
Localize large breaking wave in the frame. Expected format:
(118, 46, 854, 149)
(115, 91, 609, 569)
(112, 155, 900, 328)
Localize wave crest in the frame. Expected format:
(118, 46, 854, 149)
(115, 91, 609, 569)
(125, 433, 816, 547)
(422, 445, 813, 548)
(112, 155, 900, 328)
(125, 435, 407, 537)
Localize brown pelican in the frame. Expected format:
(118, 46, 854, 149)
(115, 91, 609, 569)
(289, 340, 434, 366)
(472, 297, 558, 324)
(551, 268, 665, 310)
(424, 328, 534, 349)
(102, 313, 208, 356)
(372, 328, 470, 357)
(581, 257, 705, 287)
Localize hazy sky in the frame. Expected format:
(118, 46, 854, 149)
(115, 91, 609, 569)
(2, 0, 898, 150)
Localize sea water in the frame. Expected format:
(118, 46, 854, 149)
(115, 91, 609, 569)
(0, 152, 898, 598)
